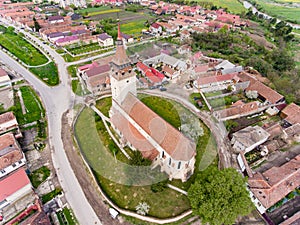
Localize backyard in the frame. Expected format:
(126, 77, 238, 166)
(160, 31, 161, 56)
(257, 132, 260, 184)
(12, 86, 45, 125)
(57, 207, 77, 225)
(0, 26, 48, 66)
(28, 166, 51, 188)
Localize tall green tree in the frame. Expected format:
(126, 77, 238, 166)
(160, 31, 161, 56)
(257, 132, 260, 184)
(188, 167, 254, 225)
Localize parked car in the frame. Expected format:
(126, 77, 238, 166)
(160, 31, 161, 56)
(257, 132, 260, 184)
(149, 85, 156, 90)
(160, 87, 167, 91)
(193, 96, 200, 101)
(109, 208, 119, 219)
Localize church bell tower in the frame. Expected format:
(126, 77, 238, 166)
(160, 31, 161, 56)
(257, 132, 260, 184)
(110, 23, 136, 106)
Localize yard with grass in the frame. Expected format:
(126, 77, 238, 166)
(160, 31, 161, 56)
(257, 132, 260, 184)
(41, 188, 62, 204)
(75, 94, 218, 218)
(12, 86, 45, 125)
(66, 42, 114, 55)
(29, 166, 50, 188)
(0, 26, 48, 66)
(67, 65, 78, 78)
(71, 79, 85, 96)
(193, 0, 245, 14)
(57, 207, 77, 225)
(29, 62, 59, 86)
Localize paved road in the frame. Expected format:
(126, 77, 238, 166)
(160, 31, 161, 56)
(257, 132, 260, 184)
(0, 21, 102, 224)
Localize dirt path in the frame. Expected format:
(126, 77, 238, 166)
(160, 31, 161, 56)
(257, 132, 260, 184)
(61, 111, 131, 225)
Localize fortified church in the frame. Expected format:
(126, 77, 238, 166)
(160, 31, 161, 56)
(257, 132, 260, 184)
(109, 24, 196, 182)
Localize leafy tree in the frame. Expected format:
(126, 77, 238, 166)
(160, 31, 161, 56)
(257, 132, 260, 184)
(188, 167, 254, 225)
(33, 17, 41, 32)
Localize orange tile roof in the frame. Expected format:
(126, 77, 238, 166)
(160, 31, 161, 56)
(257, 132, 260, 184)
(115, 93, 196, 161)
(0, 111, 17, 125)
(281, 103, 300, 125)
(248, 155, 300, 209)
(217, 101, 259, 119)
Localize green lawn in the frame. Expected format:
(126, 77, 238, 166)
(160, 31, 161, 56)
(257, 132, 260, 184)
(67, 65, 78, 78)
(95, 97, 112, 117)
(0, 26, 48, 66)
(29, 166, 50, 188)
(71, 80, 84, 96)
(29, 62, 59, 86)
(75, 107, 190, 218)
(12, 86, 45, 125)
(139, 95, 181, 128)
(42, 188, 62, 204)
(57, 208, 77, 225)
(75, 5, 112, 15)
(193, 0, 245, 14)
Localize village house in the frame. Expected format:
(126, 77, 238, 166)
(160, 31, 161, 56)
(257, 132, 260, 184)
(178, 44, 191, 55)
(98, 33, 113, 47)
(0, 111, 19, 136)
(136, 62, 164, 86)
(214, 101, 265, 122)
(281, 103, 300, 127)
(0, 168, 36, 224)
(215, 60, 243, 75)
(248, 155, 300, 213)
(47, 15, 64, 24)
(109, 24, 196, 182)
(237, 72, 285, 106)
(231, 125, 270, 153)
(149, 22, 162, 35)
(193, 72, 238, 92)
(80, 63, 111, 95)
(144, 53, 187, 72)
(121, 32, 134, 44)
(0, 133, 26, 178)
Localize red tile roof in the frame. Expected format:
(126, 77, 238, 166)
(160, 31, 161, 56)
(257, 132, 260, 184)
(151, 22, 161, 29)
(237, 72, 284, 104)
(0, 68, 8, 77)
(0, 111, 16, 125)
(197, 72, 237, 86)
(217, 101, 259, 119)
(85, 64, 110, 77)
(281, 103, 300, 125)
(248, 155, 300, 209)
(0, 133, 23, 170)
(0, 168, 30, 202)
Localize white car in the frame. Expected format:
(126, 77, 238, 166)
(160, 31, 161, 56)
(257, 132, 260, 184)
(109, 208, 119, 219)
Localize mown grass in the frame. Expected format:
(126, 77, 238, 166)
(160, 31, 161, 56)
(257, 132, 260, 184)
(88, 9, 121, 16)
(0, 26, 48, 66)
(95, 97, 112, 117)
(75, 107, 191, 218)
(42, 188, 62, 204)
(57, 208, 77, 225)
(139, 95, 181, 128)
(67, 65, 77, 78)
(75, 5, 112, 14)
(29, 62, 59, 86)
(193, 0, 245, 14)
(71, 80, 84, 96)
(29, 166, 50, 188)
(12, 86, 45, 125)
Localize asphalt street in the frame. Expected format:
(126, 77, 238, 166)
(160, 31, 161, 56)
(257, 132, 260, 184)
(0, 30, 101, 224)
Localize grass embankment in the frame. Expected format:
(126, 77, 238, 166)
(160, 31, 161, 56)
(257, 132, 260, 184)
(252, 0, 300, 24)
(71, 80, 84, 96)
(12, 86, 45, 125)
(75, 107, 190, 218)
(29, 62, 59, 86)
(29, 166, 50, 188)
(76, 95, 218, 217)
(0, 26, 48, 66)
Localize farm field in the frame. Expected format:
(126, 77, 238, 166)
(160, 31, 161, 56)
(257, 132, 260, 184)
(193, 0, 245, 14)
(252, 0, 300, 23)
(0, 26, 48, 66)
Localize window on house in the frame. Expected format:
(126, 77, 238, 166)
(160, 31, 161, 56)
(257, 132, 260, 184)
(162, 151, 164, 158)
(177, 162, 181, 169)
(169, 158, 171, 165)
